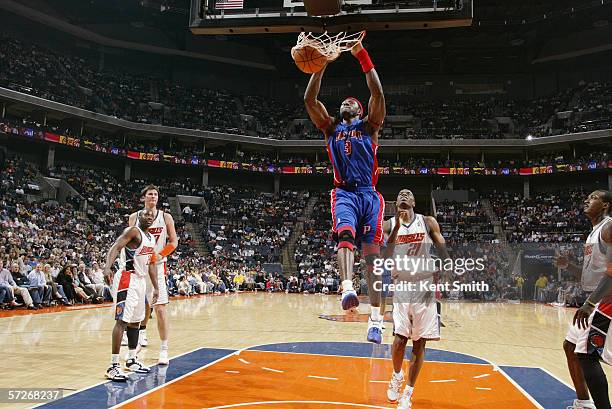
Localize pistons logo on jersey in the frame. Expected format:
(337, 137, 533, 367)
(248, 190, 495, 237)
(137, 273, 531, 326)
(149, 227, 164, 244)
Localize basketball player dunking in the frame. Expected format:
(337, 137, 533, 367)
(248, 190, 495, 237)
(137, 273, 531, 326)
(129, 185, 178, 365)
(104, 208, 160, 381)
(384, 189, 449, 409)
(304, 37, 386, 343)
(559, 190, 612, 409)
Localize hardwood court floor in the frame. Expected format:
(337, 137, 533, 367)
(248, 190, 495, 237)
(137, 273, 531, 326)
(1, 292, 610, 408)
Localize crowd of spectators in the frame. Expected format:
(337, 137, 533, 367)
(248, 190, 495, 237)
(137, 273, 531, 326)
(0, 155, 201, 309)
(198, 186, 307, 266)
(489, 188, 589, 243)
(435, 200, 496, 244)
(0, 147, 605, 311)
(2, 34, 612, 141)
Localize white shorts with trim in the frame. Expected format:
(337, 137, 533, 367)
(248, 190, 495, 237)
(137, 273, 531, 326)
(112, 271, 146, 323)
(146, 261, 169, 306)
(571, 299, 612, 365)
(393, 301, 440, 341)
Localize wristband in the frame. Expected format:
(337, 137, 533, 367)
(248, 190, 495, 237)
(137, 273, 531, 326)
(586, 300, 597, 308)
(355, 48, 374, 73)
(159, 244, 177, 258)
(150, 254, 158, 264)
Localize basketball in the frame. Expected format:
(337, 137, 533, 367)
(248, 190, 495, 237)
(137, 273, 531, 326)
(291, 45, 327, 74)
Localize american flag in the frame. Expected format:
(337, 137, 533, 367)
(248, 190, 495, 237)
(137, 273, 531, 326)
(215, 0, 243, 9)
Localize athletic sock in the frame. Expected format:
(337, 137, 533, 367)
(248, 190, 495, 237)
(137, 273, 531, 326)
(161, 340, 168, 351)
(393, 369, 404, 378)
(111, 354, 120, 365)
(127, 349, 137, 360)
(370, 306, 382, 321)
(342, 279, 354, 291)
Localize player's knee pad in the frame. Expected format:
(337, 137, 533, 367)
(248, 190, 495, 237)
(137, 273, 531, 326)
(337, 230, 355, 251)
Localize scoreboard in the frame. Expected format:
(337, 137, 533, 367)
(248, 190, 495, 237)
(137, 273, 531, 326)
(190, 0, 472, 34)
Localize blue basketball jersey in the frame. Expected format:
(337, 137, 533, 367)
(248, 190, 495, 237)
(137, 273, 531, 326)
(326, 118, 379, 189)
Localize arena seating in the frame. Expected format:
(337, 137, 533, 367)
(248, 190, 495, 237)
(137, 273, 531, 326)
(3, 34, 612, 141)
(489, 189, 589, 243)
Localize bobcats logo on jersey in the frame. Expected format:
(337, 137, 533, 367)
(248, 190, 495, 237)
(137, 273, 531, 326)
(138, 246, 155, 256)
(396, 233, 426, 244)
(584, 244, 593, 257)
(149, 227, 164, 244)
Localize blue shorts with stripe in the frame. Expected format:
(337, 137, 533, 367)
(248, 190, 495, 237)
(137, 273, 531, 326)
(330, 187, 385, 246)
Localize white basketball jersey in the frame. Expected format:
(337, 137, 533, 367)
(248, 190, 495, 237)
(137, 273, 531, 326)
(582, 216, 611, 292)
(119, 227, 156, 278)
(138, 209, 167, 253)
(388, 214, 435, 282)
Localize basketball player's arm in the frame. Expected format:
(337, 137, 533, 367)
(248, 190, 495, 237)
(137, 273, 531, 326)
(425, 216, 450, 260)
(383, 218, 392, 236)
(162, 212, 179, 256)
(351, 43, 385, 143)
(102, 227, 139, 277)
(425, 216, 452, 283)
(148, 257, 159, 304)
(128, 212, 137, 227)
(383, 211, 408, 259)
(304, 66, 335, 138)
(383, 218, 402, 259)
(574, 223, 612, 328)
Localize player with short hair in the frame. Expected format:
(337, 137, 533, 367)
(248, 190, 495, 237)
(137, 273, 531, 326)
(384, 189, 449, 409)
(559, 190, 612, 409)
(104, 208, 160, 382)
(129, 184, 178, 365)
(304, 37, 386, 343)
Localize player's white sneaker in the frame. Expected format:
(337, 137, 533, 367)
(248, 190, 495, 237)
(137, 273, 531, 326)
(397, 386, 414, 409)
(387, 371, 404, 403)
(567, 399, 596, 409)
(139, 329, 148, 347)
(367, 317, 383, 344)
(121, 332, 128, 346)
(126, 358, 151, 374)
(158, 349, 169, 365)
(341, 289, 359, 311)
(106, 363, 129, 382)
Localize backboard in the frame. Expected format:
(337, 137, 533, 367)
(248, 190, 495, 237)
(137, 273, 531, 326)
(190, 0, 473, 34)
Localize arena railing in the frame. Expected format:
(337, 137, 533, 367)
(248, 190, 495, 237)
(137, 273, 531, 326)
(1, 87, 611, 149)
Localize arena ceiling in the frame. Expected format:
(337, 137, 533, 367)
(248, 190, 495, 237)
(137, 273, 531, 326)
(2, 0, 612, 75)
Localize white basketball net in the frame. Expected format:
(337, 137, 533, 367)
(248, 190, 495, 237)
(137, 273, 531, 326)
(292, 31, 366, 61)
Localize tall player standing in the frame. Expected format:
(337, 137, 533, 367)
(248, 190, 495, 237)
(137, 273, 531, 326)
(104, 208, 159, 381)
(129, 185, 178, 365)
(559, 190, 612, 409)
(304, 37, 386, 343)
(383, 189, 449, 409)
